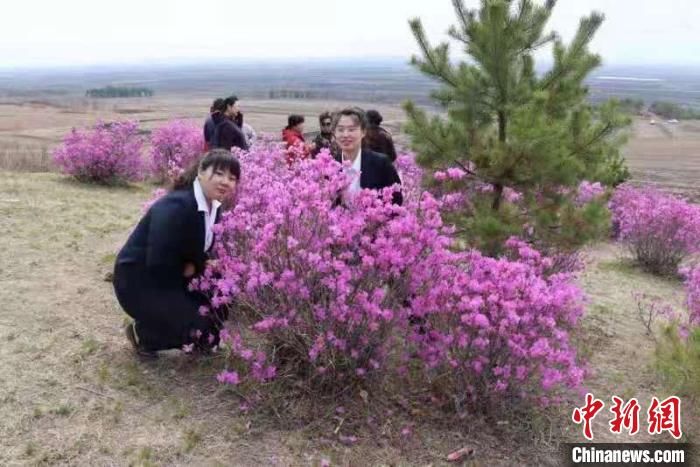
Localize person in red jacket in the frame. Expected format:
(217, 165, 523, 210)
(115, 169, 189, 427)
(282, 114, 312, 164)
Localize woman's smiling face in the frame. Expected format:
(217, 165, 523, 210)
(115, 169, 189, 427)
(198, 165, 237, 202)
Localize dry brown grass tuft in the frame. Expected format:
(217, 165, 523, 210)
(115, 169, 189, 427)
(0, 140, 53, 172)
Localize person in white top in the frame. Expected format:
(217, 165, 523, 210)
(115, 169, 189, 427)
(193, 176, 221, 253)
(333, 107, 403, 206)
(113, 149, 240, 358)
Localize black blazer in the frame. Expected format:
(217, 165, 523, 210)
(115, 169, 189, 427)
(335, 149, 403, 205)
(116, 188, 219, 287)
(213, 116, 249, 152)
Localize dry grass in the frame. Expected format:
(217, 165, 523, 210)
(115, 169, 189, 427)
(0, 139, 53, 172)
(1, 171, 697, 465)
(2, 97, 699, 464)
(567, 243, 698, 444)
(623, 118, 700, 201)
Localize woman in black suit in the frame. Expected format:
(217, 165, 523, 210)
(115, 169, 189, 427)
(113, 149, 240, 358)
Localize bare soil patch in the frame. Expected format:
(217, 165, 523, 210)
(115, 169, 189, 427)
(623, 117, 700, 201)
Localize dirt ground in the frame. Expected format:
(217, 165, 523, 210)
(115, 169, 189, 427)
(623, 117, 700, 201)
(1, 100, 698, 465)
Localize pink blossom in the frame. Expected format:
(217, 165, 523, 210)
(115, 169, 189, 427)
(610, 185, 700, 274)
(683, 266, 700, 327)
(576, 180, 606, 206)
(434, 171, 448, 182)
(187, 141, 587, 408)
(216, 370, 240, 385)
(446, 168, 466, 180)
(53, 120, 145, 184)
(150, 119, 205, 182)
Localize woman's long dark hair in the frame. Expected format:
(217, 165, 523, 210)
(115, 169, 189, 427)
(172, 149, 241, 191)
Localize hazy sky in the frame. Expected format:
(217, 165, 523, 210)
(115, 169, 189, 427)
(1, 0, 698, 68)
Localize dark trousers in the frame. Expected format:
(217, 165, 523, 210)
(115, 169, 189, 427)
(113, 262, 221, 351)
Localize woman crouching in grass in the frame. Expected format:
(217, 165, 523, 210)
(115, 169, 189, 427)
(113, 149, 239, 358)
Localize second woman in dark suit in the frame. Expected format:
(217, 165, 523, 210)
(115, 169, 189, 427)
(113, 149, 240, 358)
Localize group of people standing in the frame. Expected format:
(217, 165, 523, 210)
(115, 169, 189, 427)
(201, 94, 398, 166)
(203, 96, 255, 152)
(280, 108, 397, 163)
(113, 100, 403, 358)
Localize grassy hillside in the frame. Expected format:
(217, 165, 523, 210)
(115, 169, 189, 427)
(0, 172, 695, 465)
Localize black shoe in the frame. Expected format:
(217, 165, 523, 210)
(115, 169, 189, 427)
(124, 322, 158, 359)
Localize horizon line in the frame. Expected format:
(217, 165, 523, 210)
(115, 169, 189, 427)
(1, 56, 700, 73)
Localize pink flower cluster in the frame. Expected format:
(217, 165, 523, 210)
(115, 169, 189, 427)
(434, 167, 467, 182)
(52, 120, 145, 184)
(150, 120, 205, 181)
(610, 185, 700, 274)
(642, 266, 700, 341)
(408, 237, 585, 409)
(191, 141, 586, 407)
(193, 141, 414, 387)
(394, 153, 424, 204)
(431, 165, 526, 212)
(429, 166, 474, 212)
(576, 181, 606, 206)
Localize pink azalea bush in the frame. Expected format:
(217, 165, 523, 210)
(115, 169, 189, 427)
(428, 163, 610, 259)
(195, 143, 413, 389)
(394, 153, 424, 203)
(431, 165, 584, 222)
(53, 120, 145, 184)
(610, 185, 700, 275)
(191, 141, 586, 410)
(407, 237, 586, 411)
(575, 181, 606, 206)
(150, 120, 205, 181)
(429, 165, 475, 214)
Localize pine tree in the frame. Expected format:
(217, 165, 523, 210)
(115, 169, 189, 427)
(404, 0, 630, 253)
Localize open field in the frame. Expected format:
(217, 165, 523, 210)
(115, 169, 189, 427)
(1, 172, 696, 466)
(0, 96, 407, 173)
(624, 116, 700, 201)
(2, 92, 700, 202)
(1, 84, 699, 464)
